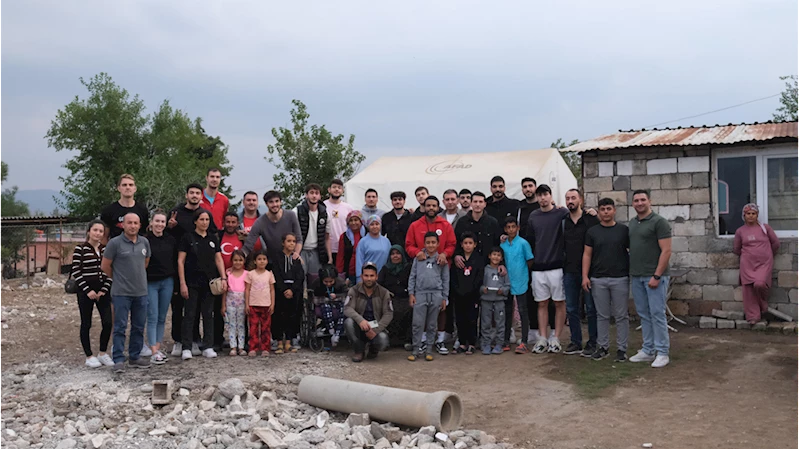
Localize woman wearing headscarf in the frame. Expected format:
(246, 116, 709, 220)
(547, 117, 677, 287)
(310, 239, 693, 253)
(355, 215, 392, 283)
(379, 245, 413, 346)
(733, 203, 780, 324)
(336, 210, 365, 285)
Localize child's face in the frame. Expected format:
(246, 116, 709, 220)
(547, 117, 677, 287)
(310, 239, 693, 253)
(283, 235, 296, 253)
(424, 236, 439, 254)
(489, 251, 503, 265)
(461, 238, 475, 253)
(504, 222, 518, 238)
(231, 255, 245, 270)
(255, 255, 268, 269)
(323, 277, 335, 288)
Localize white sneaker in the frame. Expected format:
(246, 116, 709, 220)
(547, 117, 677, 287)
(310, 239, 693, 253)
(182, 350, 193, 360)
(629, 350, 656, 363)
(191, 343, 201, 356)
(532, 337, 548, 354)
(85, 356, 102, 368)
(509, 329, 517, 345)
(527, 330, 540, 345)
(97, 354, 114, 366)
(140, 346, 153, 357)
(547, 337, 562, 353)
(171, 343, 183, 357)
(157, 350, 169, 359)
(651, 355, 670, 368)
(203, 348, 218, 358)
(331, 335, 340, 348)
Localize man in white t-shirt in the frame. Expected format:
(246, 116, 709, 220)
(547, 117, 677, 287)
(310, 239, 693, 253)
(295, 184, 329, 283)
(439, 189, 466, 228)
(323, 179, 354, 265)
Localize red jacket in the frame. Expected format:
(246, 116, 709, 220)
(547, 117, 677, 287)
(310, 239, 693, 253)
(405, 216, 456, 260)
(200, 191, 230, 230)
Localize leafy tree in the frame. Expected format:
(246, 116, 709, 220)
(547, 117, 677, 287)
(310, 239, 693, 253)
(1, 162, 31, 271)
(551, 138, 581, 187)
(45, 73, 232, 216)
(774, 75, 798, 122)
(266, 100, 365, 207)
(1, 162, 31, 217)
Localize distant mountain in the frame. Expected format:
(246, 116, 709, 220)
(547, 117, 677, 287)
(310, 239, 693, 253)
(15, 189, 64, 216)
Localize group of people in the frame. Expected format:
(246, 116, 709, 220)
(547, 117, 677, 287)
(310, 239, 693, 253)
(72, 168, 782, 373)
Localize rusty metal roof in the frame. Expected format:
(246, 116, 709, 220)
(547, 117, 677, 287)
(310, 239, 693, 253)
(564, 121, 798, 153)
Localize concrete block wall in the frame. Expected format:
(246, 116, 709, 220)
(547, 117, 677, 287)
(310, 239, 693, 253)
(582, 145, 798, 319)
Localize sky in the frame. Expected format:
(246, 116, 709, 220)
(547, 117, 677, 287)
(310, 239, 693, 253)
(2, 1, 797, 202)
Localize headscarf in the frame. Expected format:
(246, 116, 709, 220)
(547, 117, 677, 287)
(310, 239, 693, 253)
(345, 210, 366, 243)
(384, 244, 408, 276)
(741, 203, 767, 235)
(366, 215, 382, 226)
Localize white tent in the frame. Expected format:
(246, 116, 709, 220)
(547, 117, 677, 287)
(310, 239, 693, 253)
(345, 148, 578, 211)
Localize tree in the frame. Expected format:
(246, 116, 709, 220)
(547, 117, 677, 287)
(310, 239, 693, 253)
(266, 100, 365, 207)
(774, 75, 798, 122)
(1, 162, 30, 217)
(45, 73, 232, 217)
(1, 162, 31, 272)
(551, 138, 581, 187)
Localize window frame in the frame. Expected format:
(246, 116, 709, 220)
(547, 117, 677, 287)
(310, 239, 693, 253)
(713, 143, 798, 238)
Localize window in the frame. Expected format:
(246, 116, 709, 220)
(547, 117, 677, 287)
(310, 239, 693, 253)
(715, 146, 798, 237)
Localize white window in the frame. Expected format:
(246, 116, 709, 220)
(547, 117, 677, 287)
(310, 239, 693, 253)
(714, 144, 798, 238)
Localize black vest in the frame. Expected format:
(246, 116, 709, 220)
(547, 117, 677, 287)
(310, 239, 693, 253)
(296, 200, 329, 265)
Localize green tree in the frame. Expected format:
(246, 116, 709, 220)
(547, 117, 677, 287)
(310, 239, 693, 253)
(551, 138, 581, 187)
(266, 100, 365, 207)
(1, 162, 31, 217)
(1, 162, 32, 271)
(45, 73, 232, 216)
(774, 75, 798, 122)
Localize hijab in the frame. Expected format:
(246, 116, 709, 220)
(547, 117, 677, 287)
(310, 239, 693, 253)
(384, 244, 408, 276)
(741, 203, 767, 235)
(345, 210, 366, 243)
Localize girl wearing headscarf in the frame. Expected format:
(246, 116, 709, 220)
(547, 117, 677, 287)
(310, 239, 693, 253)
(336, 210, 365, 285)
(355, 215, 392, 283)
(379, 245, 413, 346)
(733, 203, 780, 324)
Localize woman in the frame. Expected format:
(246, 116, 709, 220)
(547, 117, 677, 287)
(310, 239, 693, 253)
(336, 210, 365, 285)
(355, 215, 391, 283)
(733, 203, 780, 324)
(72, 219, 113, 368)
(145, 210, 177, 364)
(177, 209, 227, 360)
(378, 245, 413, 347)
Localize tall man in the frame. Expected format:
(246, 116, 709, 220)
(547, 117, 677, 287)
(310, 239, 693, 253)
(382, 191, 413, 247)
(517, 177, 540, 236)
(296, 183, 329, 282)
(458, 189, 472, 211)
(486, 176, 519, 223)
(439, 189, 466, 228)
(361, 189, 386, 218)
(324, 179, 354, 264)
(101, 213, 151, 373)
(243, 191, 303, 266)
(562, 189, 600, 356)
(628, 190, 672, 368)
(101, 174, 149, 239)
(410, 186, 429, 221)
(238, 191, 263, 253)
(343, 263, 394, 362)
(200, 168, 230, 230)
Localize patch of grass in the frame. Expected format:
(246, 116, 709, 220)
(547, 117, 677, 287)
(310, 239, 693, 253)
(565, 360, 649, 399)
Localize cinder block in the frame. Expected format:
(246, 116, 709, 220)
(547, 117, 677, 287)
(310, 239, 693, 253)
(766, 322, 784, 333)
(706, 253, 740, 269)
(776, 303, 798, 320)
(632, 160, 647, 175)
(690, 204, 711, 220)
(735, 320, 751, 329)
(598, 162, 614, 177)
(583, 177, 612, 193)
(789, 289, 797, 304)
(718, 269, 740, 285)
(152, 380, 175, 405)
(692, 172, 710, 188)
(672, 284, 703, 300)
(658, 205, 690, 221)
(616, 160, 633, 176)
(752, 321, 767, 331)
(717, 319, 735, 329)
(703, 285, 734, 302)
(647, 158, 677, 175)
(667, 300, 689, 316)
(613, 176, 631, 191)
(726, 311, 745, 321)
(778, 271, 798, 288)
(687, 268, 717, 284)
(584, 161, 598, 178)
(678, 188, 710, 204)
(711, 309, 730, 319)
(699, 316, 717, 329)
(721, 301, 744, 312)
(677, 156, 710, 173)
(671, 251, 707, 268)
(631, 176, 662, 191)
(649, 189, 680, 206)
(598, 190, 628, 206)
(673, 221, 706, 236)
(773, 254, 794, 271)
(660, 173, 692, 189)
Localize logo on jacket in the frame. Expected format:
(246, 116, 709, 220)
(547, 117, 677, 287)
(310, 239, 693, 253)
(209, 241, 215, 248)
(425, 160, 472, 175)
(435, 229, 442, 236)
(319, 218, 326, 225)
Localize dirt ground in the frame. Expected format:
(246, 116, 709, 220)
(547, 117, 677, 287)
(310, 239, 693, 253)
(2, 276, 797, 449)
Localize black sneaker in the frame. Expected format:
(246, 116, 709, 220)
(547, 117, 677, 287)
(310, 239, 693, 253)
(113, 362, 125, 374)
(129, 358, 151, 369)
(581, 344, 596, 358)
(591, 347, 609, 361)
(614, 350, 627, 363)
(563, 342, 583, 355)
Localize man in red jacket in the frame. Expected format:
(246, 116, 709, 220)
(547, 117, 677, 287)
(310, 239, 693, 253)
(200, 168, 230, 230)
(405, 196, 456, 266)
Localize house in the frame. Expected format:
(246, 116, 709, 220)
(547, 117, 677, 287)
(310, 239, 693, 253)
(565, 121, 798, 319)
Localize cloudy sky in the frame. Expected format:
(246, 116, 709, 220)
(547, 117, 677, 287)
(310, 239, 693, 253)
(2, 1, 796, 200)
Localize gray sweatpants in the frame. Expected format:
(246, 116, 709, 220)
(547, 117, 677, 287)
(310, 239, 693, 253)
(590, 277, 630, 352)
(412, 293, 444, 355)
(481, 300, 505, 348)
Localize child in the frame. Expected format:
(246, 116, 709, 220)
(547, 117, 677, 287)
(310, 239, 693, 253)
(272, 233, 306, 354)
(245, 251, 275, 357)
(450, 232, 484, 355)
(311, 265, 348, 348)
(222, 250, 247, 356)
(499, 216, 534, 354)
(408, 232, 450, 362)
(481, 247, 510, 355)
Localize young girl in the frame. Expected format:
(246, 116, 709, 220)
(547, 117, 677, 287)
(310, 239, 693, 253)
(311, 265, 348, 348)
(272, 233, 306, 354)
(222, 250, 247, 356)
(245, 251, 275, 357)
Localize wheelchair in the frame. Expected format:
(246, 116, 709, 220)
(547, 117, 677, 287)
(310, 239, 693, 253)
(299, 289, 347, 352)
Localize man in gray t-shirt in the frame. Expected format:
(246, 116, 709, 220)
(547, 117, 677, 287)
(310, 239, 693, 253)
(102, 213, 151, 371)
(243, 191, 303, 265)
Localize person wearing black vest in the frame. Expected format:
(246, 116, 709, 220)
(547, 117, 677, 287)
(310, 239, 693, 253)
(486, 176, 520, 224)
(382, 191, 414, 249)
(295, 184, 329, 284)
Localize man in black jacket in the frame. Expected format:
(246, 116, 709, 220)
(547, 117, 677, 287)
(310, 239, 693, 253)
(410, 186, 429, 221)
(518, 177, 541, 237)
(295, 183, 328, 284)
(382, 191, 414, 249)
(486, 176, 520, 224)
(453, 192, 501, 264)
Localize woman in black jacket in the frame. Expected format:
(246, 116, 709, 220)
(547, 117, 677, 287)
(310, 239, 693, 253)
(378, 245, 412, 348)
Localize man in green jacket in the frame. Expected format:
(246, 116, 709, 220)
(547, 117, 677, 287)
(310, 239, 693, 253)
(344, 263, 394, 362)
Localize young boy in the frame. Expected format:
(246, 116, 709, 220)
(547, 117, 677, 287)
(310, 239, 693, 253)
(450, 232, 485, 354)
(481, 247, 510, 355)
(408, 232, 450, 362)
(499, 216, 534, 354)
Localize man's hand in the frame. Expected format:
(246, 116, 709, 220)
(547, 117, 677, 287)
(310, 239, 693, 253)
(365, 329, 377, 340)
(409, 294, 416, 307)
(168, 211, 178, 229)
(585, 208, 597, 216)
(416, 251, 427, 261)
(359, 320, 371, 332)
(582, 277, 591, 292)
(284, 289, 293, 299)
(436, 253, 447, 265)
(87, 290, 98, 300)
(454, 255, 466, 269)
(496, 289, 503, 296)
(440, 300, 447, 311)
(648, 277, 661, 289)
(180, 283, 189, 300)
(499, 235, 508, 243)
(498, 265, 507, 276)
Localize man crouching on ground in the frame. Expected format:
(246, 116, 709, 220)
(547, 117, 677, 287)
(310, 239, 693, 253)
(344, 263, 394, 362)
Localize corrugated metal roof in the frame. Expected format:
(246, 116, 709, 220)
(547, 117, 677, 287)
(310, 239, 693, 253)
(564, 121, 798, 153)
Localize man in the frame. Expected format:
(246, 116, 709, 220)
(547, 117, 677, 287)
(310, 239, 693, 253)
(200, 168, 230, 230)
(628, 190, 672, 368)
(458, 189, 472, 211)
(517, 177, 540, 236)
(453, 192, 501, 261)
(220, 212, 242, 270)
(381, 191, 413, 248)
(582, 198, 630, 363)
(295, 183, 329, 282)
(324, 179, 354, 264)
(410, 186, 429, 221)
(361, 189, 386, 218)
(406, 196, 456, 266)
(343, 263, 394, 362)
(243, 191, 303, 266)
(439, 189, 466, 228)
(238, 191, 264, 253)
(562, 188, 600, 357)
(101, 213, 151, 373)
(100, 174, 149, 239)
(486, 176, 519, 224)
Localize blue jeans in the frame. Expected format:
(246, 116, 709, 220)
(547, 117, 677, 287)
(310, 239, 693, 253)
(147, 278, 174, 347)
(112, 295, 148, 364)
(563, 272, 597, 347)
(631, 276, 670, 356)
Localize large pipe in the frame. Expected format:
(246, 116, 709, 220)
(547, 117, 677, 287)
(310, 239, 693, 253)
(298, 375, 462, 431)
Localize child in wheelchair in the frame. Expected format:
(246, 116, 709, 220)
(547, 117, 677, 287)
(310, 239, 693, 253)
(309, 265, 348, 348)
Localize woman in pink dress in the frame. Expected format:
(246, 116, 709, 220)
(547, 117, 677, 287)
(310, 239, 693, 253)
(733, 203, 780, 324)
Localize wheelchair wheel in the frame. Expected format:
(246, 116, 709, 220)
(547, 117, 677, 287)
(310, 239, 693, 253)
(302, 300, 324, 352)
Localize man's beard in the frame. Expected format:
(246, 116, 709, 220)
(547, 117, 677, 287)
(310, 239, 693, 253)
(567, 204, 578, 210)
(493, 192, 504, 199)
(330, 194, 341, 200)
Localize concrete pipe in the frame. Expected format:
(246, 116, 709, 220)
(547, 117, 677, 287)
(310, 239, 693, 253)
(298, 375, 462, 431)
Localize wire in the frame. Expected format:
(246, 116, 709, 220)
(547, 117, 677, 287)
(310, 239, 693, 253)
(644, 93, 780, 128)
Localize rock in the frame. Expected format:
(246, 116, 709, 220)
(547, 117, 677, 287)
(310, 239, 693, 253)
(227, 395, 244, 413)
(86, 418, 103, 434)
(752, 321, 767, 331)
(76, 420, 88, 435)
(416, 434, 435, 445)
(213, 390, 232, 407)
(345, 413, 370, 427)
(316, 411, 329, 428)
(251, 428, 287, 449)
(435, 432, 449, 442)
(301, 428, 325, 444)
(117, 391, 130, 403)
(370, 422, 386, 440)
(256, 392, 278, 413)
(140, 384, 154, 393)
(179, 388, 190, 397)
(699, 316, 716, 329)
(373, 437, 391, 449)
(317, 442, 339, 449)
(90, 434, 107, 448)
(165, 425, 180, 435)
(419, 443, 443, 449)
(219, 434, 235, 446)
(418, 426, 437, 437)
(736, 320, 751, 329)
(202, 387, 217, 400)
(244, 391, 258, 405)
(455, 442, 467, 449)
(479, 432, 496, 445)
(382, 426, 403, 443)
(200, 400, 217, 411)
(55, 439, 77, 449)
(218, 379, 247, 399)
(149, 429, 167, 436)
(717, 319, 735, 329)
(288, 374, 304, 385)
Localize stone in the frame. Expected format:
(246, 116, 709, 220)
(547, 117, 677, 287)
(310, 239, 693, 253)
(316, 411, 329, 428)
(657, 205, 690, 221)
(218, 379, 247, 399)
(716, 319, 735, 329)
(672, 284, 702, 300)
(726, 311, 745, 321)
(616, 160, 633, 176)
(703, 285, 734, 302)
(735, 320, 751, 329)
(212, 390, 231, 407)
(435, 432, 449, 442)
(149, 429, 167, 436)
(782, 322, 797, 334)
(584, 162, 598, 178)
(301, 429, 326, 444)
(90, 434, 107, 449)
(598, 162, 614, 177)
(373, 438, 391, 449)
(152, 380, 175, 405)
(597, 190, 628, 206)
(288, 374, 304, 385)
(256, 391, 278, 413)
(118, 391, 130, 403)
(370, 422, 386, 440)
(692, 172, 709, 188)
(769, 287, 790, 304)
(583, 177, 612, 193)
(711, 309, 730, 319)
(166, 425, 180, 435)
(722, 301, 744, 311)
(631, 175, 661, 191)
(671, 236, 689, 252)
(690, 204, 711, 220)
(633, 159, 647, 175)
(317, 442, 339, 449)
(660, 173, 692, 189)
(200, 401, 216, 411)
(202, 387, 217, 400)
(699, 317, 717, 329)
(790, 289, 798, 304)
(85, 418, 102, 434)
(677, 156, 709, 173)
(686, 269, 717, 285)
(345, 413, 370, 427)
(707, 253, 740, 269)
(677, 188, 710, 205)
(418, 426, 437, 437)
(671, 252, 707, 268)
(647, 158, 677, 175)
(667, 300, 689, 316)
(251, 428, 287, 449)
(752, 321, 767, 331)
(227, 395, 244, 413)
(673, 221, 705, 236)
(717, 269, 739, 285)
(766, 322, 784, 333)
(56, 439, 77, 449)
(778, 271, 798, 288)
(178, 388, 190, 397)
(382, 426, 403, 443)
(455, 442, 468, 449)
(649, 189, 680, 205)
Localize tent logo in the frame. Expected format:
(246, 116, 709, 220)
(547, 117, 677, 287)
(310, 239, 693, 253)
(425, 160, 472, 174)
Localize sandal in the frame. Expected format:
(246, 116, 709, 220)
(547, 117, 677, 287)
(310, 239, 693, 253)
(248, 351, 256, 357)
(229, 349, 238, 356)
(465, 345, 474, 355)
(238, 348, 247, 356)
(262, 351, 269, 357)
(275, 347, 284, 355)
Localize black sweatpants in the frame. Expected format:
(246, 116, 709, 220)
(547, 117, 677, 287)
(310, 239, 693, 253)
(77, 291, 113, 357)
(182, 284, 214, 349)
(452, 291, 480, 347)
(272, 295, 300, 341)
